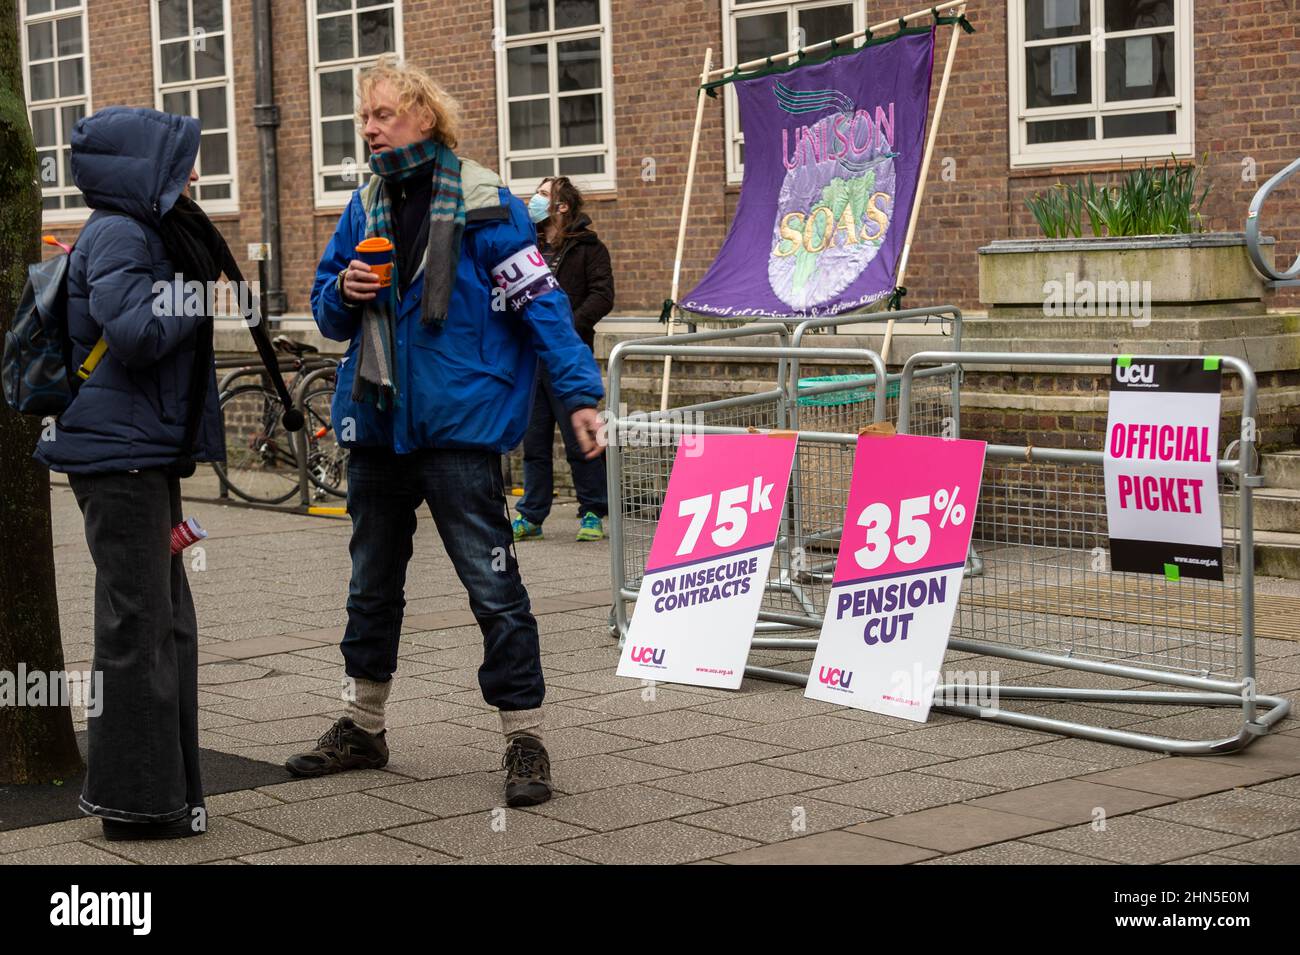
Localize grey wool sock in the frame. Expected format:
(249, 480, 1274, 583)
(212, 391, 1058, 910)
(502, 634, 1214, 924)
(344, 677, 392, 735)
(500, 706, 544, 742)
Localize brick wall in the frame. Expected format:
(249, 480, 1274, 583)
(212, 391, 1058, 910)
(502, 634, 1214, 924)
(36, 0, 1300, 316)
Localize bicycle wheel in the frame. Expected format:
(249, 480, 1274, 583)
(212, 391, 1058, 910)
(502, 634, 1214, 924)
(302, 385, 349, 498)
(213, 385, 301, 504)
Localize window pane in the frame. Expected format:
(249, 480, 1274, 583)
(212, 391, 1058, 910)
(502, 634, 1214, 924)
(27, 0, 54, 14)
(1025, 0, 1090, 41)
(511, 158, 554, 180)
(28, 62, 55, 100)
(37, 149, 59, 186)
(317, 14, 353, 62)
(65, 193, 86, 209)
(557, 37, 600, 92)
(197, 85, 227, 128)
(797, 4, 854, 47)
(1025, 41, 1091, 107)
(1105, 0, 1173, 32)
(55, 0, 81, 9)
(193, 0, 224, 33)
(1102, 110, 1175, 138)
(200, 132, 229, 174)
(554, 0, 599, 30)
(55, 15, 82, 55)
(736, 12, 787, 64)
(42, 195, 61, 211)
(505, 0, 547, 36)
(199, 182, 231, 200)
(1105, 31, 1174, 101)
(319, 68, 354, 117)
(507, 44, 548, 96)
(162, 90, 189, 115)
(1026, 116, 1095, 143)
(558, 154, 603, 176)
(325, 172, 366, 193)
(508, 99, 550, 150)
(158, 0, 188, 40)
(161, 40, 190, 83)
(321, 119, 356, 165)
(318, 0, 350, 11)
(57, 56, 84, 96)
(26, 22, 53, 61)
(30, 108, 56, 147)
(559, 92, 601, 146)
(60, 103, 83, 142)
(357, 8, 394, 57)
(195, 33, 225, 79)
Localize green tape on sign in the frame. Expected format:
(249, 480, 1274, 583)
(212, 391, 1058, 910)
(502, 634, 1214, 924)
(1164, 563, 1180, 581)
(1117, 355, 1133, 367)
(1204, 356, 1221, 371)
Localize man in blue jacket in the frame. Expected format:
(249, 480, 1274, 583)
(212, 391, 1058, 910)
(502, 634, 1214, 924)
(287, 57, 604, 807)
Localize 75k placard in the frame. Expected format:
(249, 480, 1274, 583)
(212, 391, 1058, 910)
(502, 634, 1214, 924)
(616, 432, 798, 689)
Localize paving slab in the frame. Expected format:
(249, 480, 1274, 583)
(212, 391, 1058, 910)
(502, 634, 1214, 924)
(713, 830, 938, 865)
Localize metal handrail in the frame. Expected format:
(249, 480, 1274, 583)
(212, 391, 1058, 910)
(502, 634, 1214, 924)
(1245, 155, 1300, 287)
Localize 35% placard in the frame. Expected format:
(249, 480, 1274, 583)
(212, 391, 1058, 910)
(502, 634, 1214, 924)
(854, 486, 966, 570)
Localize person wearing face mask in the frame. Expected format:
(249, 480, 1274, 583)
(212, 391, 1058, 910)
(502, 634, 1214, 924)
(513, 176, 615, 543)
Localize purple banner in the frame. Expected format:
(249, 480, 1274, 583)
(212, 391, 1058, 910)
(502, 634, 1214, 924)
(682, 30, 935, 319)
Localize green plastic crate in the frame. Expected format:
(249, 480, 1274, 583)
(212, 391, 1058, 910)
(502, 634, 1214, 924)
(796, 374, 900, 407)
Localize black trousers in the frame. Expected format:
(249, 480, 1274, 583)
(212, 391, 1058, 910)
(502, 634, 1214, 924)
(68, 469, 202, 823)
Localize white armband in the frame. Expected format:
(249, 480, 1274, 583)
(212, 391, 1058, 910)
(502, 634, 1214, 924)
(490, 246, 558, 312)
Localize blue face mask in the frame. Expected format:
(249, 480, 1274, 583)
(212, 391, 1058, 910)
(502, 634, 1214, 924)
(527, 193, 550, 224)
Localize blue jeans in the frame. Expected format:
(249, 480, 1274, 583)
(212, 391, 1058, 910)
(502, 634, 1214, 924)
(341, 446, 543, 711)
(518, 366, 607, 525)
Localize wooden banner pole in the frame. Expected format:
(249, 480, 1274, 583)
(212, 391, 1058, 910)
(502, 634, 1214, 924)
(882, 5, 965, 365)
(660, 47, 713, 413)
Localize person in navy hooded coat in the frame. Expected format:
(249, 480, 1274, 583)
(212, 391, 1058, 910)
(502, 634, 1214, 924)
(36, 106, 227, 841)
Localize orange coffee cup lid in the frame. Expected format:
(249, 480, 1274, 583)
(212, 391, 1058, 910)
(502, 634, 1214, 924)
(356, 237, 394, 253)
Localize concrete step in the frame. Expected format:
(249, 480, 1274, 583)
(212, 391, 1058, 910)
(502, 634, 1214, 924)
(1225, 487, 1300, 534)
(1228, 528, 1300, 580)
(1262, 450, 1300, 491)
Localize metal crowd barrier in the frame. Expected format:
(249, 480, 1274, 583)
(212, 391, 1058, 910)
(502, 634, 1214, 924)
(897, 352, 1289, 754)
(606, 334, 1291, 753)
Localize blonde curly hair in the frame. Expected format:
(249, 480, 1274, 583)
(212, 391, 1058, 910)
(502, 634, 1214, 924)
(356, 54, 460, 149)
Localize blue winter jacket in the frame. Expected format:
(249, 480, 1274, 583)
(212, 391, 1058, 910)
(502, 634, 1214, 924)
(35, 107, 224, 474)
(310, 159, 604, 454)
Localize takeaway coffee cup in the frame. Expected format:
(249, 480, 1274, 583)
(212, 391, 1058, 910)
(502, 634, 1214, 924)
(355, 237, 394, 288)
(170, 517, 208, 556)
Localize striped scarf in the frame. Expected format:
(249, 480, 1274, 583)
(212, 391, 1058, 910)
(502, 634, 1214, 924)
(352, 138, 464, 409)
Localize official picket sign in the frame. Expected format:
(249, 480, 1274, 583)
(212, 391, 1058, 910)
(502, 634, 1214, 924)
(616, 432, 798, 689)
(806, 432, 986, 721)
(1103, 356, 1224, 581)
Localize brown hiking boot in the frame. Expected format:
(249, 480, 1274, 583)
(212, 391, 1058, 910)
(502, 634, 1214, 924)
(284, 717, 389, 778)
(502, 734, 553, 807)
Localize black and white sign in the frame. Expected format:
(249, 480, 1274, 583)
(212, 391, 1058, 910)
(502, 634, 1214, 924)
(1103, 357, 1223, 581)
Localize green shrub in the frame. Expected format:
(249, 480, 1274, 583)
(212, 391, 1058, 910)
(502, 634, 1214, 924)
(1025, 156, 1211, 239)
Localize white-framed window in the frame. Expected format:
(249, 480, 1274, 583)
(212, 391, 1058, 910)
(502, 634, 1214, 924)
(19, 0, 91, 221)
(307, 0, 403, 207)
(722, 0, 866, 184)
(1008, 0, 1194, 167)
(493, 0, 616, 195)
(150, 0, 238, 213)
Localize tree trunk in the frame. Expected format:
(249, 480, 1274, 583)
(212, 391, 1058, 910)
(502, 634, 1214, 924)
(0, 0, 83, 784)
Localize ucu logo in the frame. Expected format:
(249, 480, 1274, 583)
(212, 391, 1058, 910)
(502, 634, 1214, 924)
(1115, 363, 1154, 384)
(817, 666, 853, 689)
(630, 646, 665, 665)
